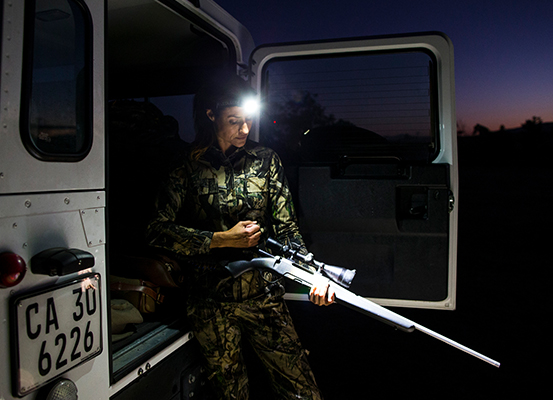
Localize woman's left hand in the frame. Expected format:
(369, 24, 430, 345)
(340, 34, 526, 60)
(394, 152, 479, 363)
(309, 276, 335, 306)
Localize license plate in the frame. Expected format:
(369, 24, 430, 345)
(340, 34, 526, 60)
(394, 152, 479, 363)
(11, 274, 103, 396)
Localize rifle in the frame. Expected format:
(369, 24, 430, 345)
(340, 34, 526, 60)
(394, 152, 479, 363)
(226, 238, 500, 368)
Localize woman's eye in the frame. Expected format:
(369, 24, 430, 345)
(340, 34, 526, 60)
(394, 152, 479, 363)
(229, 119, 246, 126)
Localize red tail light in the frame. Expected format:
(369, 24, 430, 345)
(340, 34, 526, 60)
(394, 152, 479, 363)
(0, 252, 27, 288)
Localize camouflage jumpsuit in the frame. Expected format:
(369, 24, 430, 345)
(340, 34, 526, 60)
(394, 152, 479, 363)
(147, 141, 323, 399)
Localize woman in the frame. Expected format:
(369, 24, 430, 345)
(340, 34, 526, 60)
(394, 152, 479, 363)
(146, 75, 333, 399)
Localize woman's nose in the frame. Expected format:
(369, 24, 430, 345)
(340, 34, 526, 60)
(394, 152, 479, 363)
(241, 122, 250, 134)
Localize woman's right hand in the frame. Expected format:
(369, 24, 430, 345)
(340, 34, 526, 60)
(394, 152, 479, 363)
(210, 221, 262, 249)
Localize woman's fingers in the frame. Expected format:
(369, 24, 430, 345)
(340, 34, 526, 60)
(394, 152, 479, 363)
(309, 278, 335, 306)
(213, 220, 261, 248)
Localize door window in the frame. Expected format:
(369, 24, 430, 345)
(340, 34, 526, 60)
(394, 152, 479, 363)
(20, 0, 92, 161)
(259, 51, 438, 163)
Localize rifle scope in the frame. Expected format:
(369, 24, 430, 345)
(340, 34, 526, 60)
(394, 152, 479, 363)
(266, 238, 357, 288)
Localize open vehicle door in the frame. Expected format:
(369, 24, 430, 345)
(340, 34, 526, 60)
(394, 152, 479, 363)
(249, 33, 458, 310)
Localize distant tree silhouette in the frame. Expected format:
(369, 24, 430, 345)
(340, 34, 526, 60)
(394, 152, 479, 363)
(522, 116, 543, 135)
(269, 91, 338, 134)
(456, 119, 467, 136)
(458, 116, 552, 166)
(261, 91, 353, 160)
(472, 124, 490, 136)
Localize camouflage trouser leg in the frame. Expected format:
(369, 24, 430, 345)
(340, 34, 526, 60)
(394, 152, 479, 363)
(187, 297, 323, 400)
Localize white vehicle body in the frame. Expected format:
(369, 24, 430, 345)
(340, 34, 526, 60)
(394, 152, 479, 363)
(0, 1, 457, 399)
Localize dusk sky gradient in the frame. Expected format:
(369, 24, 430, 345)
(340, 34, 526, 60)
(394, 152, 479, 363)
(215, 0, 553, 133)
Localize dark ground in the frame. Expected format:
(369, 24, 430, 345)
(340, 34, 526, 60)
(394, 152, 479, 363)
(277, 138, 551, 399)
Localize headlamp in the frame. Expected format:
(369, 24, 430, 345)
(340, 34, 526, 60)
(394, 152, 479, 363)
(241, 97, 260, 115)
(214, 96, 260, 115)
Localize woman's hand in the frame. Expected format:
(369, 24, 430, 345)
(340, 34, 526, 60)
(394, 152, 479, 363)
(210, 220, 262, 249)
(309, 275, 336, 306)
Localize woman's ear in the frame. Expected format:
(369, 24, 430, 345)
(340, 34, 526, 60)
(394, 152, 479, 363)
(206, 109, 215, 122)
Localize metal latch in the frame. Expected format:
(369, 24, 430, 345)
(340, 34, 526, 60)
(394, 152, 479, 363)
(448, 190, 455, 213)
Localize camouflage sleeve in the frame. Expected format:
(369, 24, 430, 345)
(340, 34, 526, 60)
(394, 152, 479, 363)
(267, 151, 306, 250)
(146, 167, 213, 257)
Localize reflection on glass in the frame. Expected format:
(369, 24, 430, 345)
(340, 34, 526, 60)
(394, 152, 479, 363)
(260, 51, 437, 163)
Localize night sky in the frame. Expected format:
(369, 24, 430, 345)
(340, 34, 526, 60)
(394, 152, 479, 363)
(215, 0, 553, 133)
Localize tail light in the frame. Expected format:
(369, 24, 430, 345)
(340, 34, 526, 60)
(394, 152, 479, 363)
(0, 252, 27, 288)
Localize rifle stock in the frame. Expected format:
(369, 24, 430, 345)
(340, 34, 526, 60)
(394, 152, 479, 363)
(226, 254, 500, 368)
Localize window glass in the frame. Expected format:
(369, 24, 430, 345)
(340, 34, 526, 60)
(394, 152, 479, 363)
(149, 95, 196, 143)
(21, 0, 91, 160)
(259, 51, 438, 163)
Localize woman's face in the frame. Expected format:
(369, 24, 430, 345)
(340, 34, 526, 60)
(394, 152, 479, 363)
(207, 106, 253, 154)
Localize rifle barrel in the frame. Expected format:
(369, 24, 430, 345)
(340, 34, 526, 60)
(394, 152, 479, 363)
(333, 283, 500, 367)
(230, 255, 501, 368)
(414, 323, 501, 367)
